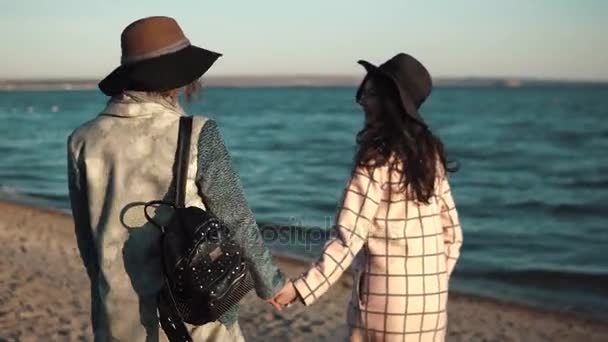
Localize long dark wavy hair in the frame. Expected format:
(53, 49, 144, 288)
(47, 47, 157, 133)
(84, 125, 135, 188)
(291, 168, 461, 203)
(355, 74, 458, 203)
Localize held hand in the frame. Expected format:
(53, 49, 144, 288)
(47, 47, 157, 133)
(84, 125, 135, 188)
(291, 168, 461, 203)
(268, 281, 298, 311)
(265, 297, 283, 311)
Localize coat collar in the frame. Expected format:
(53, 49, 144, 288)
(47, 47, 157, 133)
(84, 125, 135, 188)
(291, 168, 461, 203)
(100, 91, 185, 118)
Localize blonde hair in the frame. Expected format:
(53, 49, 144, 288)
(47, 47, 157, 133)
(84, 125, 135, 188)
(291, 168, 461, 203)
(155, 78, 203, 103)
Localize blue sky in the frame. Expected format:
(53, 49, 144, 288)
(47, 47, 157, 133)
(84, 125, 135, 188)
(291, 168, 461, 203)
(1, 0, 606, 80)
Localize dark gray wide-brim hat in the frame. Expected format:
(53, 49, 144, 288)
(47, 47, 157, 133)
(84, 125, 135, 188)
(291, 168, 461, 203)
(99, 16, 222, 96)
(356, 53, 432, 126)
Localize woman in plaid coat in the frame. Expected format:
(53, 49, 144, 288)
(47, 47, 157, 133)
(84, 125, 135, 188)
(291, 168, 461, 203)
(272, 53, 463, 342)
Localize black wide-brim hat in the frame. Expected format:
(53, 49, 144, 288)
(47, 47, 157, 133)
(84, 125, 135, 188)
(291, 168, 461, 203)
(356, 53, 432, 126)
(99, 16, 221, 96)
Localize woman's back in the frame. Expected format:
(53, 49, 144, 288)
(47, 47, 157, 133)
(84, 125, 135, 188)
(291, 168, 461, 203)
(69, 16, 285, 342)
(365, 165, 459, 277)
(68, 96, 209, 341)
(350, 165, 461, 341)
(292, 163, 461, 341)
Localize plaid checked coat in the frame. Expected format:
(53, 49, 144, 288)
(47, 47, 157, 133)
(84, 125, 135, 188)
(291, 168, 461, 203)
(293, 164, 463, 342)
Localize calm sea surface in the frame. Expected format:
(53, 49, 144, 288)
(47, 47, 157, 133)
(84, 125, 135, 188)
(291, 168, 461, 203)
(1, 86, 607, 319)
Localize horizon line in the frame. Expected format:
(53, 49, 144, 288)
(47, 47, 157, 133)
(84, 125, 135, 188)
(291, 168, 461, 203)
(2, 74, 608, 83)
(1, 75, 607, 91)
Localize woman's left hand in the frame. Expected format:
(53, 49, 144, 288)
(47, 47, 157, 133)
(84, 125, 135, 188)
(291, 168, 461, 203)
(267, 281, 298, 311)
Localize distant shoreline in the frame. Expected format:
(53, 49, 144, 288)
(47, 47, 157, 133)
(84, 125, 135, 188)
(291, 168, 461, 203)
(1, 76, 607, 91)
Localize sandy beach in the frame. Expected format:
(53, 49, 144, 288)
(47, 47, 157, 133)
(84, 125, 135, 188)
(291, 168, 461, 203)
(0, 201, 607, 342)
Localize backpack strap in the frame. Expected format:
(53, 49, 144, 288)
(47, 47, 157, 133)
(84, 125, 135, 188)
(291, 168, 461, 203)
(174, 116, 193, 208)
(159, 116, 194, 342)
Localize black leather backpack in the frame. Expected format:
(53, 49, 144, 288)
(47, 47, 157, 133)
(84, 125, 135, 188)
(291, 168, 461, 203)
(144, 117, 254, 342)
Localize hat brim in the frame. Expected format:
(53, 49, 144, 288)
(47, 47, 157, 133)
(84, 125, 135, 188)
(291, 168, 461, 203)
(356, 60, 426, 126)
(99, 45, 222, 96)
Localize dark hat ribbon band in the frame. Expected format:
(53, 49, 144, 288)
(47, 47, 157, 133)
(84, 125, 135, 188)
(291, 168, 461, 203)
(120, 37, 191, 65)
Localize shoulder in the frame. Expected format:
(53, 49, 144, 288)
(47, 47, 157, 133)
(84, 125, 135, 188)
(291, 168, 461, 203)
(190, 115, 210, 133)
(195, 118, 226, 143)
(194, 118, 231, 161)
(353, 154, 394, 181)
(67, 117, 108, 157)
(351, 164, 386, 187)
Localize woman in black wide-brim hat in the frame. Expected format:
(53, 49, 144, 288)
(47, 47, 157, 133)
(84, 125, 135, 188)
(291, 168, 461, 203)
(67, 16, 286, 342)
(273, 54, 464, 342)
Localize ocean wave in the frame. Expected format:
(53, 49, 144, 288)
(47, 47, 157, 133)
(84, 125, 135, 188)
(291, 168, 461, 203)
(502, 200, 606, 217)
(0, 185, 68, 209)
(0, 171, 51, 182)
(0, 185, 21, 195)
(0, 185, 39, 203)
(555, 178, 608, 189)
(446, 147, 521, 161)
(459, 269, 608, 294)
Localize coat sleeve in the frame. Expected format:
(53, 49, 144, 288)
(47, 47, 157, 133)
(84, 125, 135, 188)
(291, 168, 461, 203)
(437, 176, 463, 277)
(195, 120, 285, 300)
(67, 135, 100, 281)
(293, 166, 381, 305)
